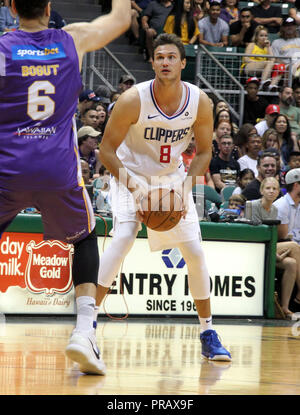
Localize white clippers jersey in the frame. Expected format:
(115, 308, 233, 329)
(117, 79, 200, 183)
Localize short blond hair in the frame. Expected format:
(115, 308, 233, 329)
(260, 177, 279, 192)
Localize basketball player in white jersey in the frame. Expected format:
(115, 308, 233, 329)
(95, 33, 231, 362)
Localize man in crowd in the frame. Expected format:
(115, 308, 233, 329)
(210, 134, 240, 192)
(272, 17, 300, 78)
(141, 0, 173, 61)
(242, 151, 278, 200)
(255, 104, 280, 137)
(118, 74, 136, 94)
(251, 0, 282, 33)
(76, 89, 100, 129)
(230, 8, 258, 48)
(198, 1, 229, 48)
(243, 77, 269, 125)
(279, 86, 300, 138)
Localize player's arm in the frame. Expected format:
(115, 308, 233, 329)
(98, 87, 140, 193)
(64, 0, 131, 67)
(184, 91, 213, 192)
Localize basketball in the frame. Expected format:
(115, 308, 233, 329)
(141, 188, 183, 231)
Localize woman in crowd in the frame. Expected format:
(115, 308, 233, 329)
(163, 0, 200, 45)
(94, 102, 108, 137)
(241, 25, 280, 92)
(234, 123, 257, 158)
(272, 114, 299, 166)
(246, 177, 300, 319)
(214, 109, 239, 135)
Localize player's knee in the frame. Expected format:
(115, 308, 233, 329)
(72, 228, 99, 287)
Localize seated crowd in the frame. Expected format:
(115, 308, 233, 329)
(4, 0, 300, 318)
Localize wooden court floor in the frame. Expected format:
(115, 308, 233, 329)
(0, 316, 299, 396)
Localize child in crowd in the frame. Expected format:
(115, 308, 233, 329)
(232, 168, 255, 195)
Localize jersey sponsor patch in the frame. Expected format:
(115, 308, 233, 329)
(12, 42, 66, 61)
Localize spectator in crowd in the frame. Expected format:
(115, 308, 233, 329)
(214, 99, 229, 117)
(48, 9, 66, 28)
(288, 0, 300, 28)
(93, 165, 112, 214)
(293, 79, 300, 109)
(227, 193, 246, 211)
(210, 134, 241, 192)
(163, 0, 200, 45)
(212, 119, 233, 156)
(118, 74, 136, 93)
(95, 85, 111, 105)
(251, 0, 282, 34)
(238, 132, 262, 177)
(246, 176, 300, 319)
(243, 77, 269, 125)
(280, 151, 300, 187)
(242, 26, 280, 92)
(78, 126, 102, 178)
(271, 113, 299, 166)
(0, 0, 18, 32)
(232, 168, 255, 195)
(198, 1, 229, 47)
(272, 17, 300, 78)
(80, 159, 93, 185)
(81, 108, 100, 130)
(230, 7, 258, 48)
(262, 128, 280, 151)
(242, 150, 278, 200)
(94, 102, 108, 137)
(76, 89, 100, 129)
(234, 122, 257, 157)
(129, 0, 153, 45)
(219, 0, 239, 26)
(141, 0, 174, 61)
(192, 0, 210, 21)
(255, 104, 280, 137)
(278, 86, 300, 138)
(214, 109, 239, 134)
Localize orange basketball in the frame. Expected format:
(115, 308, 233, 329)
(141, 188, 183, 232)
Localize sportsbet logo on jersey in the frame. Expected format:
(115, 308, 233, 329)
(0, 233, 73, 296)
(12, 42, 66, 60)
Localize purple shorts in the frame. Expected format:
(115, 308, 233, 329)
(0, 185, 95, 243)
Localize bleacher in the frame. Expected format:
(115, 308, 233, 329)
(182, 1, 295, 125)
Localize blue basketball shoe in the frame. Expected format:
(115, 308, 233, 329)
(200, 330, 231, 361)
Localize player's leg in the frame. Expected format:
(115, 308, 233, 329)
(94, 220, 140, 324)
(178, 239, 231, 361)
(35, 187, 105, 375)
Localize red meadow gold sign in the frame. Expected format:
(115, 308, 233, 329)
(0, 233, 73, 296)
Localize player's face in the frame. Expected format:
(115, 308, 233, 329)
(152, 44, 186, 81)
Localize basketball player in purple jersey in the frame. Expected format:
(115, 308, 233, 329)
(94, 33, 231, 362)
(0, 0, 131, 375)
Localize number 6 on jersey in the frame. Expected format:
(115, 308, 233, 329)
(27, 80, 55, 121)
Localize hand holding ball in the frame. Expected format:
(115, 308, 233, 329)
(140, 188, 183, 231)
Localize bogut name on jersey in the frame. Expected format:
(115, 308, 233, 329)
(144, 127, 191, 143)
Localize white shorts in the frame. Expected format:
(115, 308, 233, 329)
(110, 177, 201, 251)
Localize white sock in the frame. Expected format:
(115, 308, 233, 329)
(75, 296, 95, 334)
(199, 316, 213, 333)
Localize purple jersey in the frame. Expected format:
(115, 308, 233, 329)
(0, 29, 83, 191)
